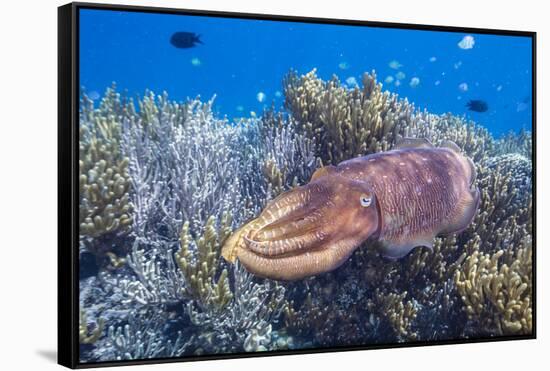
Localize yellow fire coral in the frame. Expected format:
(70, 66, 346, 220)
(284, 69, 417, 164)
(262, 158, 285, 198)
(372, 290, 418, 340)
(454, 243, 532, 335)
(175, 213, 234, 310)
(79, 90, 133, 240)
(284, 69, 494, 165)
(79, 310, 104, 344)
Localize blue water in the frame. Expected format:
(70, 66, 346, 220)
(80, 8, 533, 136)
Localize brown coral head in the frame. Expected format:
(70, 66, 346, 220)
(221, 172, 380, 280)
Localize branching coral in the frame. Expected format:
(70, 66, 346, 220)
(370, 290, 418, 341)
(451, 145, 532, 336)
(495, 128, 532, 158)
(262, 159, 286, 198)
(79, 91, 312, 360)
(185, 263, 286, 354)
(455, 243, 532, 335)
(283, 293, 330, 343)
(259, 110, 321, 198)
(121, 95, 257, 239)
(410, 112, 495, 164)
(79, 310, 104, 344)
(78, 71, 533, 362)
(79, 90, 133, 242)
(466, 153, 532, 256)
(274, 69, 532, 347)
(284, 69, 495, 165)
(284, 69, 418, 164)
(175, 214, 233, 310)
(121, 94, 318, 240)
(92, 309, 194, 361)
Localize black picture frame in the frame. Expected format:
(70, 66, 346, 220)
(58, 2, 537, 368)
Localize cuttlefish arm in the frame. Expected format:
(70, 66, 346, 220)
(221, 138, 479, 281)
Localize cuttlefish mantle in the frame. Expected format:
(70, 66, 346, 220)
(221, 138, 479, 281)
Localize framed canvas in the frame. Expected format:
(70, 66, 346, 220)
(58, 2, 536, 368)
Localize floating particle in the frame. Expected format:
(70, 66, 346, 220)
(516, 102, 528, 112)
(190, 57, 201, 66)
(274, 90, 282, 98)
(429, 56, 437, 62)
(389, 60, 403, 69)
(256, 92, 266, 103)
(384, 75, 395, 84)
(87, 90, 100, 100)
(454, 61, 463, 69)
(496, 85, 503, 92)
(434, 80, 441, 86)
(458, 35, 475, 49)
(458, 82, 468, 92)
(409, 77, 420, 88)
(345, 76, 358, 87)
(338, 61, 350, 70)
(236, 105, 244, 112)
(395, 80, 401, 87)
(395, 71, 406, 80)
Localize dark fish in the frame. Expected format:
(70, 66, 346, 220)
(170, 32, 203, 49)
(466, 99, 488, 113)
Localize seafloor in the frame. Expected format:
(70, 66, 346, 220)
(78, 69, 532, 362)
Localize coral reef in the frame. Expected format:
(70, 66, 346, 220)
(495, 128, 532, 158)
(93, 308, 194, 360)
(79, 310, 104, 344)
(79, 89, 133, 241)
(370, 290, 418, 340)
(78, 70, 533, 362)
(283, 69, 494, 165)
(175, 215, 233, 310)
(259, 110, 321, 198)
(79, 88, 315, 361)
(455, 244, 532, 335)
(273, 70, 532, 347)
(284, 69, 418, 164)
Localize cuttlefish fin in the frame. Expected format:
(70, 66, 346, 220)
(310, 165, 336, 182)
(394, 137, 434, 150)
(441, 187, 480, 235)
(466, 157, 477, 185)
(378, 234, 435, 260)
(440, 140, 476, 184)
(440, 140, 462, 153)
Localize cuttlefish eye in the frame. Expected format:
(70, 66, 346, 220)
(360, 194, 372, 207)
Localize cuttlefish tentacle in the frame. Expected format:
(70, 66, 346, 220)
(222, 188, 316, 261)
(221, 137, 480, 281)
(254, 210, 324, 241)
(244, 228, 326, 257)
(257, 184, 328, 229)
(237, 237, 362, 281)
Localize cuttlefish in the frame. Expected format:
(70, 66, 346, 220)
(221, 138, 480, 281)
